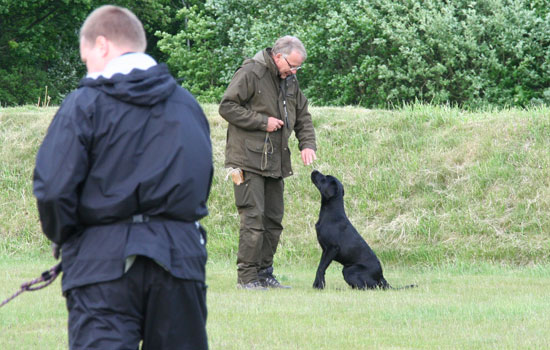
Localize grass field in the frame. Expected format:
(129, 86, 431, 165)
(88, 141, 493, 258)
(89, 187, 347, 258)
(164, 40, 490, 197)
(1, 104, 550, 348)
(2, 255, 550, 350)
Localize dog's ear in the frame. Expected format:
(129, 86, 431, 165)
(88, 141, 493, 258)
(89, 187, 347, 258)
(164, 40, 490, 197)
(324, 184, 335, 199)
(333, 177, 345, 197)
(324, 180, 338, 199)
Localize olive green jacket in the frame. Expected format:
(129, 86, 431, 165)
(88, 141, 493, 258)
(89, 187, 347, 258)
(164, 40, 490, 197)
(219, 48, 316, 178)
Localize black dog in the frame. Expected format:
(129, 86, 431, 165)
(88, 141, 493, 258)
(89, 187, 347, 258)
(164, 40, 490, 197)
(311, 170, 415, 290)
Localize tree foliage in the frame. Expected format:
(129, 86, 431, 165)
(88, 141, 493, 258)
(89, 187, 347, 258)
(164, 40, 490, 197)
(159, 0, 550, 108)
(1, 0, 549, 108)
(0, 0, 182, 106)
(0, 0, 90, 105)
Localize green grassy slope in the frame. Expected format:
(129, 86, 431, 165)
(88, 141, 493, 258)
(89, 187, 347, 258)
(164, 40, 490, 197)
(1, 104, 549, 265)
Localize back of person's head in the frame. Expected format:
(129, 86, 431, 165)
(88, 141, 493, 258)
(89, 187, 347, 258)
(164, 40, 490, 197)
(272, 36, 307, 61)
(80, 5, 147, 52)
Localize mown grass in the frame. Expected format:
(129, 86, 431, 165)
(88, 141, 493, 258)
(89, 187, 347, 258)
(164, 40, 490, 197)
(1, 104, 549, 265)
(2, 255, 550, 350)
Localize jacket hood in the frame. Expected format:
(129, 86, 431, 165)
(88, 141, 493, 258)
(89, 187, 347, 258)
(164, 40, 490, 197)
(79, 64, 177, 107)
(254, 48, 280, 80)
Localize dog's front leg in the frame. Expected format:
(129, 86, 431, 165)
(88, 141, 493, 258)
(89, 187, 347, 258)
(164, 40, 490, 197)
(313, 246, 339, 289)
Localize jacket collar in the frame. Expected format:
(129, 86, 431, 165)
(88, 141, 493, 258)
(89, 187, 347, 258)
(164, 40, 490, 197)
(253, 48, 280, 81)
(86, 52, 157, 80)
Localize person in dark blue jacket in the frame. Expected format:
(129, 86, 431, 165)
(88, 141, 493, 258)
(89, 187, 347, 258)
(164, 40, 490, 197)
(33, 5, 212, 350)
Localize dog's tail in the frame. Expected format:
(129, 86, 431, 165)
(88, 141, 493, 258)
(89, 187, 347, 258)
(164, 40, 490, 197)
(389, 284, 417, 290)
(380, 278, 417, 290)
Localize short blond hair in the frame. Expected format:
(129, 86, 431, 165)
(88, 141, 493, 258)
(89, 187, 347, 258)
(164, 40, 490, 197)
(80, 5, 147, 52)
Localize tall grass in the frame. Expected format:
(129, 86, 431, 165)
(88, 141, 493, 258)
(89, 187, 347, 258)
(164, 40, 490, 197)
(202, 103, 550, 265)
(0, 106, 54, 255)
(1, 104, 549, 265)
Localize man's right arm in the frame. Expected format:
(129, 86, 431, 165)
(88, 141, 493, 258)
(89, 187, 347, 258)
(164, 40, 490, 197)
(218, 68, 269, 131)
(33, 94, 92, 244)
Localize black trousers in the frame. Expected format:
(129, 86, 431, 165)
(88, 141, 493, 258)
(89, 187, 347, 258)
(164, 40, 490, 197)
(66, 256, 208, 350)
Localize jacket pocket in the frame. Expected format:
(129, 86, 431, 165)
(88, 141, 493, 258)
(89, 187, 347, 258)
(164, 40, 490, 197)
(245, 137, 275, 172)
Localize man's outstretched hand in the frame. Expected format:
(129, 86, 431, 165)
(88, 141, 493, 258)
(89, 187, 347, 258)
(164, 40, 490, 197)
(301, 148, 316, 166)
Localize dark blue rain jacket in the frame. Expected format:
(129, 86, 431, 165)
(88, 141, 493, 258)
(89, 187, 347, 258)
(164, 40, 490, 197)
(33, 64, 213, 292)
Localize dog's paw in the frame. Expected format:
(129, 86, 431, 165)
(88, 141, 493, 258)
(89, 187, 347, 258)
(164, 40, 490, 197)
(312, 280, 325, 289)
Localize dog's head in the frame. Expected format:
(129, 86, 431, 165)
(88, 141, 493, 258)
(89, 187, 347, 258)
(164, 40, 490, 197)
(311, 170, 344, 200)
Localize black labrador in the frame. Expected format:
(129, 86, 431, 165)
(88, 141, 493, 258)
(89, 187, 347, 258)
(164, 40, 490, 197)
(311, 170, 415, 290)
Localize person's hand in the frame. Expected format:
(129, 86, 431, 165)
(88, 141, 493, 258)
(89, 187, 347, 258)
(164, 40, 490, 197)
(51, 243, 60, 260)
(301, 148, 317, 166)
(266, 117, 284, 132)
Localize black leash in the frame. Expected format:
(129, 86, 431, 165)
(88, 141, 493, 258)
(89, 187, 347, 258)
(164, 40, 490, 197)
(0, 263, 62, 308)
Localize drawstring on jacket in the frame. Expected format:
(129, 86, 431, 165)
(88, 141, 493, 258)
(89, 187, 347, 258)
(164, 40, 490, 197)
(261, 132, 274, 171)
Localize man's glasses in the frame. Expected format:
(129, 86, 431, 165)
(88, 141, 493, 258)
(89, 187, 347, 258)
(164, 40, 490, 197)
(283, 56, 302, 71)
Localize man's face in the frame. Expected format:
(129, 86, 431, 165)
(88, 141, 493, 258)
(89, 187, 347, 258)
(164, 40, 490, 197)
(80, 37, 107, 74)
(274, 50, 304, 79)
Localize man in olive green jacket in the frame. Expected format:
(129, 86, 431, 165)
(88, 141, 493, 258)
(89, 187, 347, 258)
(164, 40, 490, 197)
(219, 36, 317, 290)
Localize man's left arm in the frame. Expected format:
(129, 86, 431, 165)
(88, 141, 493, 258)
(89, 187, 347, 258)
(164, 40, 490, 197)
(294, 89, 317, 165)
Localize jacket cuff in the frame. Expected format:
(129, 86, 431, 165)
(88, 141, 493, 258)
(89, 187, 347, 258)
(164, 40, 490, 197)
(299, 143, 317, 151)
(257, 113, 269, 131)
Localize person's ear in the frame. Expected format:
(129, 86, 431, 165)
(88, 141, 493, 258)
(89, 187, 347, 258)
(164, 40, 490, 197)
(95, 36, 109, 57)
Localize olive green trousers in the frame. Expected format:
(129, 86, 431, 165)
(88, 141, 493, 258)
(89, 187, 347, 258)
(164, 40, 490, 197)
(233, 171, 284, 284)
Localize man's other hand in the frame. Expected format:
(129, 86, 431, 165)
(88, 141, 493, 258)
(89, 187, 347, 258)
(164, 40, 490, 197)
(266, 117, 284, 132)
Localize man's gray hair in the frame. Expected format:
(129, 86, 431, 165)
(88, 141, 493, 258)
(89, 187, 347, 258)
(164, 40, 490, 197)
(272, 36, 307, 61)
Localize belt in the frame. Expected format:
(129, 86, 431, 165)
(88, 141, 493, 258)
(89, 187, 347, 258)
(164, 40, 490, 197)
(93, 214, 198, 227)
(116, 214, 167, 224)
